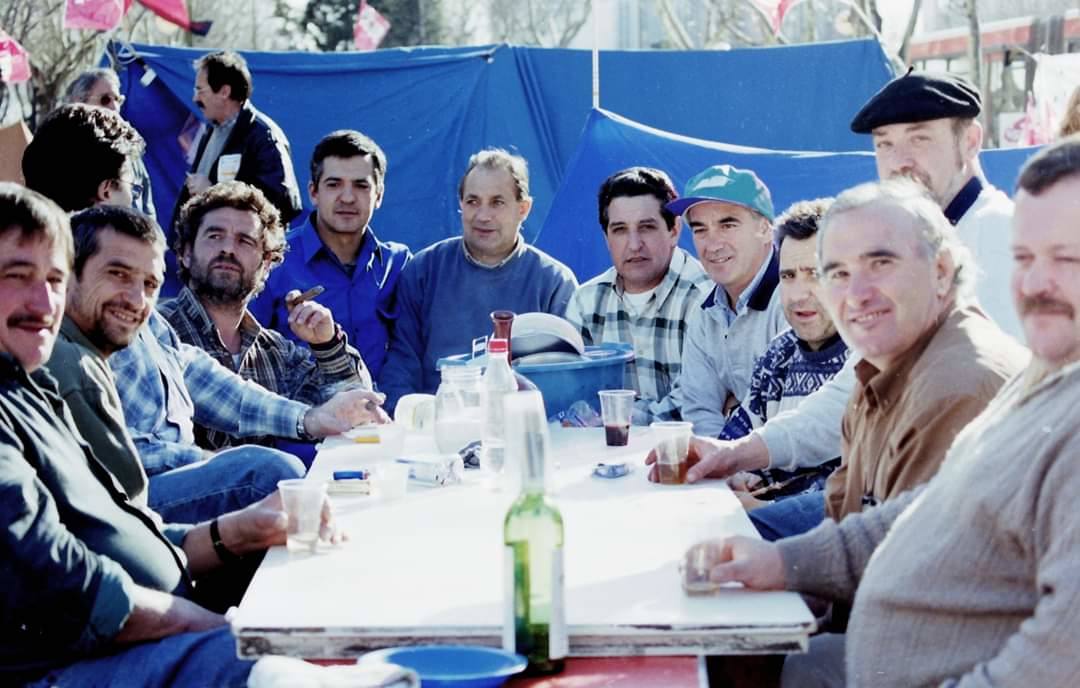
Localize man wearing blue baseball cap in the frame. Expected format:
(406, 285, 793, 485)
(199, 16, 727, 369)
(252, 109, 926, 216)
(662, 164, 787, 437)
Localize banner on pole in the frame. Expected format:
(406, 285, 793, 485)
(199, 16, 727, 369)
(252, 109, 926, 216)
(354, 1, 391, 51)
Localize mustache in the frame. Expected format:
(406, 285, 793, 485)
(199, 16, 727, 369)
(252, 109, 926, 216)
(8, 313, 55, 329)
(1021, 295, 1074, 318)
(210, 256, 243, 270)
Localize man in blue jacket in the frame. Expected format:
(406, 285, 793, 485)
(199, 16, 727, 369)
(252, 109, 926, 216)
(174, 50, 302, 227)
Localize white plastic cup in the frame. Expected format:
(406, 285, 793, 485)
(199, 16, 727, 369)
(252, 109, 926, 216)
(651, 421, 693, 485)
(278, 479, 326, 554)
(598, 389, 635, 446)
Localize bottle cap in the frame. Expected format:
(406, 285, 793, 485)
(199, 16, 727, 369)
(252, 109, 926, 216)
(487, 338, 509, 354)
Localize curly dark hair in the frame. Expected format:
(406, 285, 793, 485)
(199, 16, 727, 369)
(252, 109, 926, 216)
(22, 104, 144, 212)
(773, 197, 833, 247)
(172, 181, 285, 288)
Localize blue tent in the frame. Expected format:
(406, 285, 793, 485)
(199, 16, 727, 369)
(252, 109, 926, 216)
(536, 109, 1040, 280)
(109, 39, 894, 260)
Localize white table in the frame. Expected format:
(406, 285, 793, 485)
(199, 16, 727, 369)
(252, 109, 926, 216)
(231, 426, 815, 659)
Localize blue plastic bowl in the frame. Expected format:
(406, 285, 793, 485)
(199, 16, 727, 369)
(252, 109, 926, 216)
(361, 644, 527, 688)
(439, 342, 635, 416)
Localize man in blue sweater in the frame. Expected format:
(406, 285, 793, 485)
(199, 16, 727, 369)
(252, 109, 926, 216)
(378, 149, 578, 412)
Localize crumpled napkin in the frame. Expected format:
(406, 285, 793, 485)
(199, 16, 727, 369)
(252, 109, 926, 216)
(247, 656, 419, 688)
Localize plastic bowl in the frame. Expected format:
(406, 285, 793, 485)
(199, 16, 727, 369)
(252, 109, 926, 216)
(360, 645, 527, 688)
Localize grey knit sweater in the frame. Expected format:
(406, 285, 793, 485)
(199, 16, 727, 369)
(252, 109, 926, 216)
(779, 360, 1080, 687)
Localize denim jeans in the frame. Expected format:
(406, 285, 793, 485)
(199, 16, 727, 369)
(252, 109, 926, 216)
(148, 445, 305, 524)
(749, 490, 826, 542)
(25, 627, 252, 688)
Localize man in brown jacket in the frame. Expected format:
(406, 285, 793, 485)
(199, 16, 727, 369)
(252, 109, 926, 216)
(816, 179, 1028, 521)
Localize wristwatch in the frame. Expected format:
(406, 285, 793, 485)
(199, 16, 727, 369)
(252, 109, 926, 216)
(210, 517, 240, 563)
(296, 408, 315, 441)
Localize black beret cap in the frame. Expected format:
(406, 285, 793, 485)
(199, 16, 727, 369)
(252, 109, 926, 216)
(850, 69, 981, 134)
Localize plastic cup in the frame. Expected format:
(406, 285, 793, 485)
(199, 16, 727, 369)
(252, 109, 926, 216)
(651, 421, 693, 485)
(371, 462, 410, 500)
(598, 389, 635, 446)
(278, 479, 326, 554)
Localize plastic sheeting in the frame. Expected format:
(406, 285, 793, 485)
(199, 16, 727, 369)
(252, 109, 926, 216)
(109, 39, 894, 259)
(538, 109, 1040, 280)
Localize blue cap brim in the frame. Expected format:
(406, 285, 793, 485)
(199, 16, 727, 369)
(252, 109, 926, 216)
(664, 197, 712, 217)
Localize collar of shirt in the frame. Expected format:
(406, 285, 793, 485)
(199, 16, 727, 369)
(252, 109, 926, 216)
(173, 287, 260, 358)
(943, 176, 983, 225)
(700, 245, 780, 319)
(300, 213, 383, 274)
(854, 302, 955, 410)
(611, 246, 692, 308)
(60, 316, 107, 359)
(462, 233, 525, 269)
(213, 109, 241, 133)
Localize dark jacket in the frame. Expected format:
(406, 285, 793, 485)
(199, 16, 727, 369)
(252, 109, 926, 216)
(173, 101, 303, 226)
(0, 354, 191, 683)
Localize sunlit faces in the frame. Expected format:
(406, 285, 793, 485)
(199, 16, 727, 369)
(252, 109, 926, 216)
(604, 195, 678, 294)
(460, 166, 532, 266)
(1012, 176, 1080, 368)
(778, 236, 836, 349)
(309, 155, 382, 239)
(818, 204, 954, 371)
(0, 231, 67, 371)
(67, 228, 163, 355)
(181, 207, 267, 305)
(871, 118, 979, 207)
(687, 201, 772, 305)
(193, 68, 231, 125)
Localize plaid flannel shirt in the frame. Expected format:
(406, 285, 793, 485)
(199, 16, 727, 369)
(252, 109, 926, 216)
(564, 248, 712, 421)
(109, 311, 308, 476)
(159, 288, 371, 450)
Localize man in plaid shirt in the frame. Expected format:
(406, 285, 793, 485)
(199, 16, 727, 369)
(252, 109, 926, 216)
(564, 167, 712, 422)
(160, 182, 371, 459)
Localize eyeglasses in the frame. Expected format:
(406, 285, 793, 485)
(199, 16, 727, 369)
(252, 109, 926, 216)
(115, 177, 144, 204)
(95, 93, 126, 109)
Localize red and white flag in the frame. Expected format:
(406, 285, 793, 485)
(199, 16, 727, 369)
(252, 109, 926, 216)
(0, 28, 31, 84)
(64, 0, 125, 32)
(354, 1, 391, 51)
(122, 0, 212, 35)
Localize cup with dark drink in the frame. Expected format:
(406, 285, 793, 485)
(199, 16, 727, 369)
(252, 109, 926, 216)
(598, 389, 635, 446)
(651, 421, 692, 485)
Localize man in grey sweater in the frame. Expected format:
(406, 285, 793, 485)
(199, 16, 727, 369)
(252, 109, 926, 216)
(682, 138, 1080, 687)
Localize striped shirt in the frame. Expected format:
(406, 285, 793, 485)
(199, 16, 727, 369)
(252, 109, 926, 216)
(109, 311, 309, 475)
(564, 248, 712, 420)
(159, 287, 370, 450)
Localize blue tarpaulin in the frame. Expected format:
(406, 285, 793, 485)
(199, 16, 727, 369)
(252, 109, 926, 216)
(109, 39, 895, 267)
(536, 109, 1040, 280)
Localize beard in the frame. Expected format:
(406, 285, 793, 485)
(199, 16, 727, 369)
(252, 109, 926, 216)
(189, 257, 258, 306)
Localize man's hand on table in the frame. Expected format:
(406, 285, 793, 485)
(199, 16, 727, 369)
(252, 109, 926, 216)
(303, 389, 390, 437)
(219, 490, 346, 554)
(682, 536, 786, 592)
(646, 433, 771, 483)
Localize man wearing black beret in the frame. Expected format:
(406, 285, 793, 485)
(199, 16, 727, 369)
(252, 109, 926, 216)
(850, 69, 1021, 338)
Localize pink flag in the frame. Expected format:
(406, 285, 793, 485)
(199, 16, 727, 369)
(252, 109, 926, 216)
(354, 1, 391, 51)
(64, 0, 125, 32)
(0, 29, 31, 84)
(755, 0, 798, 35)
(125, 0, 212, 36)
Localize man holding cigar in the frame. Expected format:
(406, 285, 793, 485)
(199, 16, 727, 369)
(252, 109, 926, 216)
(161, 182, 371, 458)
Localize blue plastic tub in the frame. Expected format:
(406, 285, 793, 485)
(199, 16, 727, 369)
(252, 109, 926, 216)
(438, 343, 635, 416)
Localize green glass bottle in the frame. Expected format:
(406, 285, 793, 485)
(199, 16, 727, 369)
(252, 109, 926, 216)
(502, 391, 566, 675)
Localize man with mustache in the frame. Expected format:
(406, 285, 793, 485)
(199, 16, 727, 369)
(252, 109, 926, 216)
(174, 50, 301, 228)
(564, 166, 712, 422)
(160, 181, 370, 459)
(681, 139, 1080, 688)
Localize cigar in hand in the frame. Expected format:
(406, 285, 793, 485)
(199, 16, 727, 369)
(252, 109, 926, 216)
(286, 285, 325, 309)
